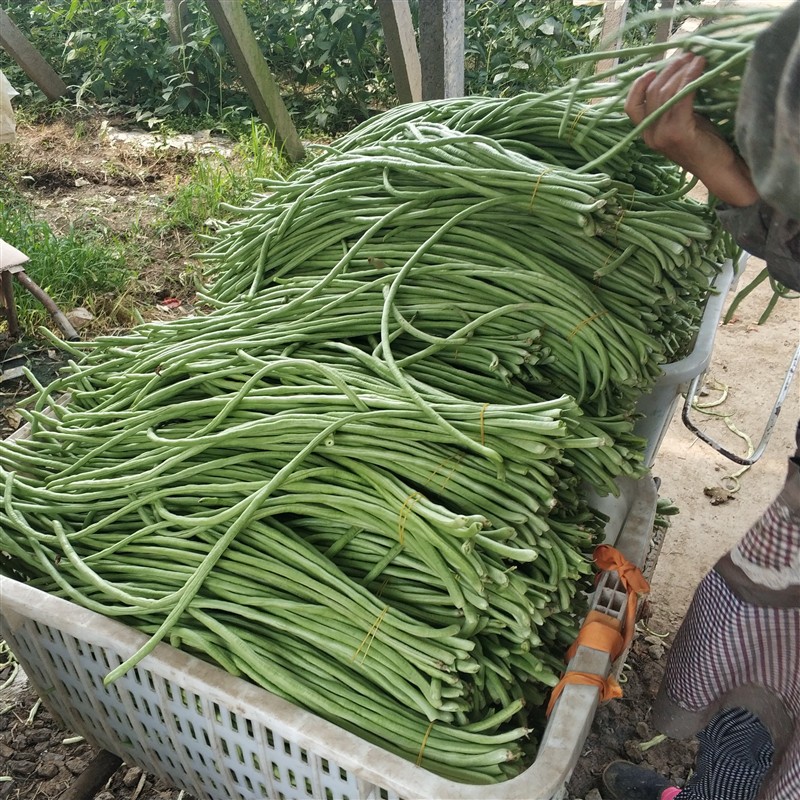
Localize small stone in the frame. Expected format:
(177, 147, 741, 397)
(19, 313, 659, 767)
(27, 728, 52, 743)
(586, 790, 604, 800)
(65, 757, 85, 774)
(624, 738, 645, 762)
(95, 792, 116, 800)
(0, 743, 13, 759)
(9, 759, 36, 776)
(36, 761, 60, 779)
(123, 766, 143, 787)
(648, 643, 665, 661)
(66, 307, 94, 330)
(636, 721, 651, 739)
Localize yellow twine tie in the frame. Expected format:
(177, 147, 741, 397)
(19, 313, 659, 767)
(424, 452, 464, 494)
(612, 191, 634, 244)
(416, 720, 436, 767)
(568, 310, 607, 340)
(529, 169, 552, 209)
(398, 491, 421, 545)
(353, 605, 388, 664)
(568, 107, 588, 139)
(600, 247, 617, 273)
(375, 575, 390, 598)
(611, 210, 626, 246)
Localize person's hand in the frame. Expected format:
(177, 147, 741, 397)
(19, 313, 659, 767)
(625, 51, 719, 170)
(624, 51, 760, 207)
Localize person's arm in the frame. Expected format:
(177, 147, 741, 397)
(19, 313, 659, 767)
(624, 43, 800, 291)
(623, 51, 760, 208)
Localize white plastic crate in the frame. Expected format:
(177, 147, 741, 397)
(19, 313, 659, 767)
(0, 475, 658, 800)
(0, 255, 729, 798)
(633, 257, 738, 467)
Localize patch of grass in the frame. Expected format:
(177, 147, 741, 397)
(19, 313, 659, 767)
(159, 121, 288, 234)
(0, 117, 292, 341)
(0, 194, 137, 336)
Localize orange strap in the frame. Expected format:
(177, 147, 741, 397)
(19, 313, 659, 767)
(546, 671, 623, 717)
(547, 546, 650, 718)
(593, 544, 650, 657)
(565, 609, 624, 663)
(565, 545, 650, 662)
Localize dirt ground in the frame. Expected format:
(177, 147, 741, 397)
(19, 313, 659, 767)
(0, 115, 798, 800)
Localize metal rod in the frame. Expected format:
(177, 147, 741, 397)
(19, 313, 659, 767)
(14, 269, 80, 340)
(681, 340, 800, 465)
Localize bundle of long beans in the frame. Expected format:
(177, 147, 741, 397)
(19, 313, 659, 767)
(555, 4, 797, 322)
(2, 332, 604, 781)
(204, 118, 728, 402)
(556, 5, 783, 171)
(330, 92, 683, 194)
(2, 95, 734, 781)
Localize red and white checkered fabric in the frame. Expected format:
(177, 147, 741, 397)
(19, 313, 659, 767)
(662, 567, 800, 799)
(734, 498, 800, 586)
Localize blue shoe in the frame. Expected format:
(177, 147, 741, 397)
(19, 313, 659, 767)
(602, 760, 675, 800)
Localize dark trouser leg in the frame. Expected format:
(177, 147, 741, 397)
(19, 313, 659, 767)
(678, 708, 774, 800)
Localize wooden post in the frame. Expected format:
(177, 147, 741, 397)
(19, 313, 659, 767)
(419, 0, 465, 100)
(0, 270, 19, 338)
(0, 9, 67, 101)
(377, 0, 422, 104)
(203, 0, 304, 162)
(654, 0, 676, 44)
(594, 0, 630, 76)
(164, 0, 192, 47)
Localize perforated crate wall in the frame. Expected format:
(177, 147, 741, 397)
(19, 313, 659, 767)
(3, 610, 396, 800)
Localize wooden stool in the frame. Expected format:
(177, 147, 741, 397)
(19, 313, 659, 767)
(0, 238, 79, 340)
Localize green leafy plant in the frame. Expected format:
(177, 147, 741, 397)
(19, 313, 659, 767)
(159, 121, 288, 232)
(0, 0, 676, 135)
(2, 0, 240, 121)
(464, 1, 605, 95)
(250, 0, 390, 132)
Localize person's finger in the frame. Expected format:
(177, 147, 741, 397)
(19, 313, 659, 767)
(625, 52, 697, 127)
(643, 50, 695, 101)
(624, 70, 658, 124)
(651, 54, 706, 109)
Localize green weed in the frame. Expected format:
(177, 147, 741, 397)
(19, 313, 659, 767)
(0, 198, 136, 335)
(159, 121, 287, 233)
